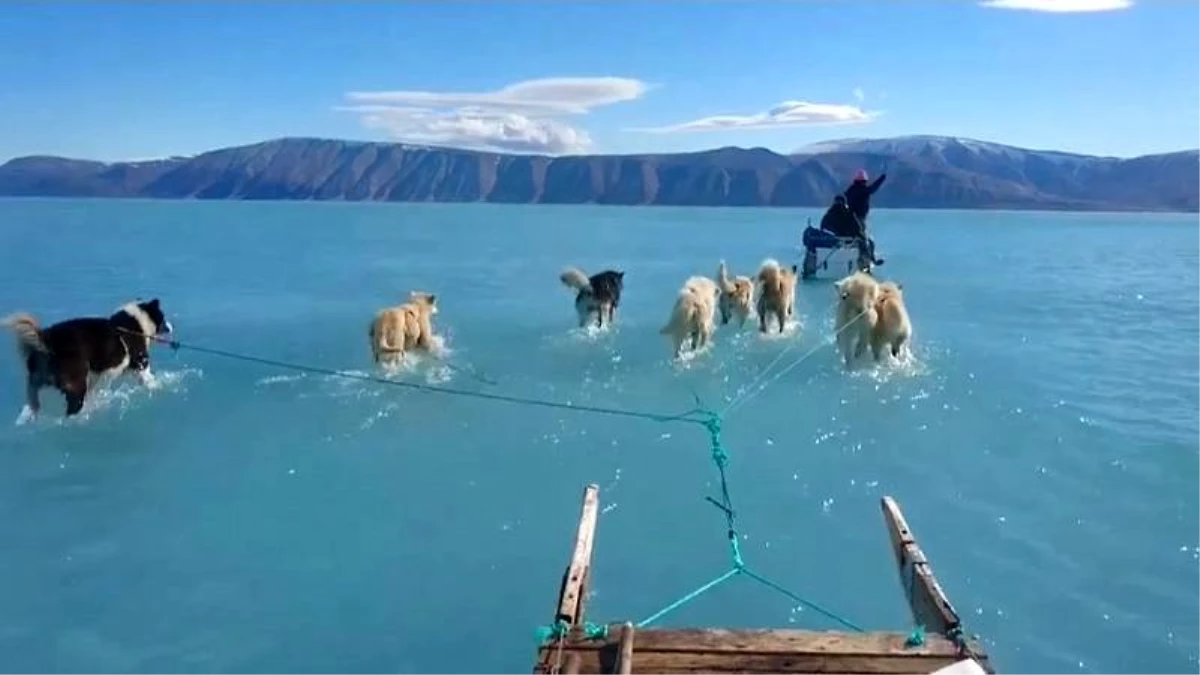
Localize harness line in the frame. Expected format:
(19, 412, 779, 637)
(115, 317, 870, 639)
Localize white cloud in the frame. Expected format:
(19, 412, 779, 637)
(338, 77, 648, 154)
(979, 0, 1132, 12)
(628, 100, 879, 134)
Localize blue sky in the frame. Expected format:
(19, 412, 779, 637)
(0, 1, 1196, 161)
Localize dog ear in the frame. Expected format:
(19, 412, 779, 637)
(617, 271, 625, 279)
(427, 294, 437, 305)
(147, 298, 160, 308)
(790, 265, 798, 273)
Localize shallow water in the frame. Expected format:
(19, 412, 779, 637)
(0, 198, 1195, 673)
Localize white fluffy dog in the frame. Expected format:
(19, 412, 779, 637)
(833, 272, 879, 368)
(660, 275, 722, 358)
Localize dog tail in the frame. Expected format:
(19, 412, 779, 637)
(560, 267, 592, 293)
(717, 260, 734, 293)
(369, 313, 402, 356)
(757, 258, 783, 291)
(757, 258, 781, 283)
(2, 312, 49, 358)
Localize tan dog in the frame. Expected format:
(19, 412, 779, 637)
(368, 291, 439, 367)
(660, 276, 721, 358)
(717, 260, 755, 328)
(833, 272, 879, 368)
(870, 281, 912, 362)
(755, 258, 798, 334)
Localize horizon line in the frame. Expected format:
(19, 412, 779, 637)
(0, 193, 1195, 217)
(3, 133, 1199, 165)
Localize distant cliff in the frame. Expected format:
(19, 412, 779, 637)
(1, 135, 1196, 212)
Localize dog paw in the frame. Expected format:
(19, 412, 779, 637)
(137, 370, 161, 390)
(14, 406, 36, 426)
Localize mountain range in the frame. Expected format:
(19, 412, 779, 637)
(1, 135, 1196, 212)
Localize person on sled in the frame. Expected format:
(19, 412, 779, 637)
(801, 195, 863, 278)
(843, 168, 886, 267)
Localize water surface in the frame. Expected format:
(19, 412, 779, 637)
(0, 198, 1195, 673)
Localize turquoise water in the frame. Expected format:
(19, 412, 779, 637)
(0, 198, 1196, 673)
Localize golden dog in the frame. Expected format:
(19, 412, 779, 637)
(870, 281, 912, 362)
(833, 272, 879, 368)
(755, 258, 798, 334)
(369, 291, 439, 367)
(660, 276, 721, 358)
(717, 260, 755, 328)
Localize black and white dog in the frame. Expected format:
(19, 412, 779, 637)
(3, 298, 174, 420)
(559, 267, 625, 328)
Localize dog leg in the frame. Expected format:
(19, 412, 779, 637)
(65, 390, 85, 416)
(16, 381, 41, 424)
(853, 330, 870, 363)
(25, 381, 41, 415)
(60, 379, 87, 417)
(135, 368, 158, 388)
(838, 333, 853, 369)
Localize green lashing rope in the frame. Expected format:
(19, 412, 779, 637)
(116, 330, 869, 642)
(538, 408, 865, 644)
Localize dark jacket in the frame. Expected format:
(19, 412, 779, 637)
(820, 198, 862, 238)
(844, 174, 887, 222)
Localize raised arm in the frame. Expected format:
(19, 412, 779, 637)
(868, 173, 887, 194)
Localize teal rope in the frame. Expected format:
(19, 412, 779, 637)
(741, 568, 866, 632)
(636, 567, 741, 628)
(126, 332, 868, 638)
(535, 619, 609, 644)
(632, 407, 865, 634)
(130, 331, 712, 426)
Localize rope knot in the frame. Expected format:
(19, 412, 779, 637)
(728, 529, 746, 570)
(905, 624, 926, 648)
(701, 414, 729, 468)
(534, 620, 608, 644)
(534, 619, 569, 644)
(581, 622, 609, 640)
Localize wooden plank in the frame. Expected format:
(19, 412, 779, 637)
(539, 647, 961, 674)
(537, 627, 993, 674)
(880, 496, 961, 636)
(595, 628, 961, 657)
(615, 622, 634, 674)
(556, 483, 601, 626)
(562, 652, 582, 675)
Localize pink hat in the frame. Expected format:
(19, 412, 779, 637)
(854, 168, 868, 182)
